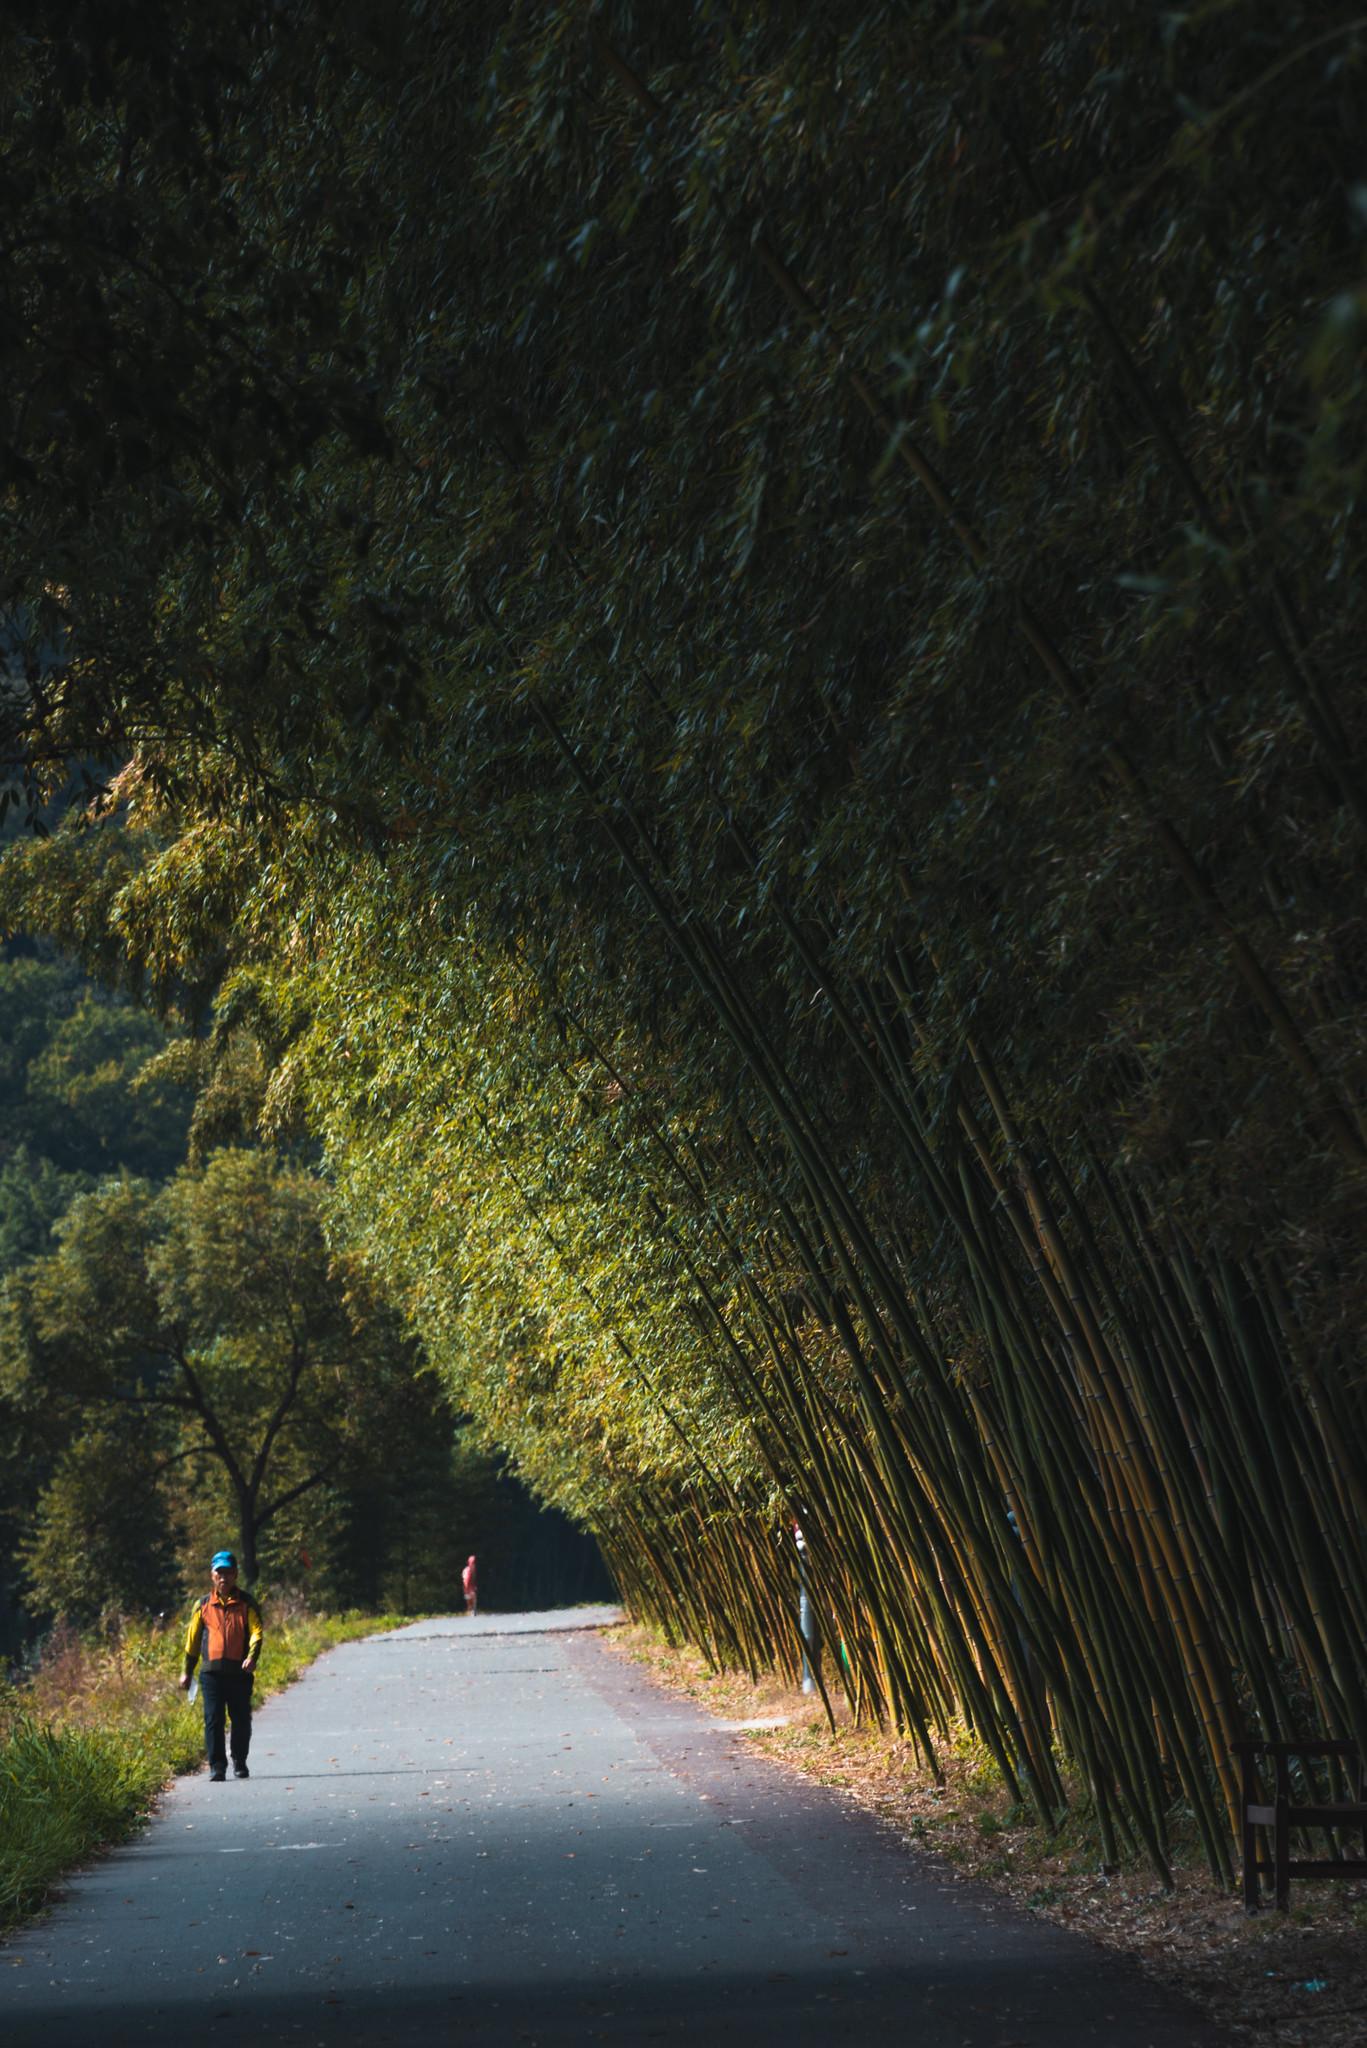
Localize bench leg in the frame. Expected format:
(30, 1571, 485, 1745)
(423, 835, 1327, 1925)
(1242, 1812, 1261, 1913)
(1238, 1750, 1262, 1913)
(1274, 1799, 1290, 1911)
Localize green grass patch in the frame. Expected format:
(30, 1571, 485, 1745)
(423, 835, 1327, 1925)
(0, 1604, 411, 1930)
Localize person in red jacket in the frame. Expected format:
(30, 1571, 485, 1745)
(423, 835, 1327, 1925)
(178, 1550, 264, 1781)
(462, 1554, 478, 1617)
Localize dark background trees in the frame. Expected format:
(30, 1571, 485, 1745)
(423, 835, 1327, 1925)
(0, 950, 193, 1647)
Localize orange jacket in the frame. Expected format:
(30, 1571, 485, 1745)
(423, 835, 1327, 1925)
(181, 1587, 264, 1675)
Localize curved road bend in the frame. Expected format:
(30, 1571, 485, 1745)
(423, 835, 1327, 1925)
(1, 1608, 1227, 2046)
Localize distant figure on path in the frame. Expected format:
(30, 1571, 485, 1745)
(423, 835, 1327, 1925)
(462, 1553, 478, 1616)
(178, 1549, 263, 1781)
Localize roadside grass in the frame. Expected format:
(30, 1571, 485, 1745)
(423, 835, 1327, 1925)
(0, 1601, 411, 1931)
(607, 1624, 1367, 2048)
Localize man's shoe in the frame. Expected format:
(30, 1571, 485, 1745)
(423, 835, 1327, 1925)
(232, 1762, 250, 1779)
(209, 1768, 227, 1781)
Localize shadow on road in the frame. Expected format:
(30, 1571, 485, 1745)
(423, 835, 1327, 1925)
(4, 1950, 1200, 2047)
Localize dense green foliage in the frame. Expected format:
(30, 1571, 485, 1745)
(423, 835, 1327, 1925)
(0, 1148, 430, 1592)
(0, 952, 604, 1640)
(0, 954, 192, 1648)
(2, 2, 1365, 1881)
(0, 956, 190, 1251)
(4, 981, 184, 1177)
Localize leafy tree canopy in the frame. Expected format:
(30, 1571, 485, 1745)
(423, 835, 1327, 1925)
(0, 1148, 425, 1589)
(0, 955, 192, 1300)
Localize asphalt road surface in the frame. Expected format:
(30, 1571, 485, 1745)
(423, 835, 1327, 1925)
(1, 1608, 1228, 2046)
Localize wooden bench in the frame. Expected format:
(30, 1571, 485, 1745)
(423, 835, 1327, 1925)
(1232, 1740, 1367, 1911)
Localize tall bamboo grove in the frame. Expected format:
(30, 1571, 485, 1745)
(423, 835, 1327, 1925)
(1, 3, 1364, 1882)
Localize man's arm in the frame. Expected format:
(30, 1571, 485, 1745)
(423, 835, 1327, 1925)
(178, 1605, 204, 1690)
(242, 1595, 264, 1673)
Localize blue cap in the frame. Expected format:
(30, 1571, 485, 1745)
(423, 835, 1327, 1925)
(211, 1550, 237, 1570)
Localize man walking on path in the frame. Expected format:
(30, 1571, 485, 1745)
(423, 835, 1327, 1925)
(177, 1550, 263, 1781)
(462, 1553, 478, 1615)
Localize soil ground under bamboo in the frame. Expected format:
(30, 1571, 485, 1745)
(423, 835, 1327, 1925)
(605, 1626, 1367, 2048)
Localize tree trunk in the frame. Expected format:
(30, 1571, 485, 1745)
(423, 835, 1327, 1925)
(237, 1497, 260, 1586)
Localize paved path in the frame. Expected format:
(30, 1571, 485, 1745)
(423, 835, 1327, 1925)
(1, 1609, 1227, 2046)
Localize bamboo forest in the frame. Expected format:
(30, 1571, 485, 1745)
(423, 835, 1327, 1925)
(2, 3, 1365, 1890)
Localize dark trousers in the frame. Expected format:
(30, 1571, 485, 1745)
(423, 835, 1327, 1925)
(200, 1664, 253, 1771)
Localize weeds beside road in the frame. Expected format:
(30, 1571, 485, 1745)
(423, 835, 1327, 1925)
(0, 1603, 409, 1930)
